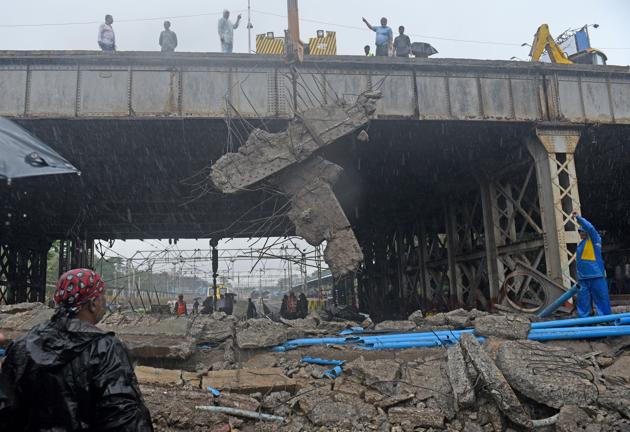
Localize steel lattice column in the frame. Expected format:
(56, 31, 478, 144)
(58, 239, 95, 276)
(527, 128, 581, 287)
(0, 240, 50, 304)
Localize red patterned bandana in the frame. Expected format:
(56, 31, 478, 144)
(54, 268, 105, 313)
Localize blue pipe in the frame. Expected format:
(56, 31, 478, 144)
(322, 365, 343, 378)
(354, 328, 473, 342)
(537, 284, 578, 318)
(359, 336, 487, 350)
(207, 386, 221, 396)
(529, 326, 630, 340)
(532, 312, 630, 329)
(356, 333, 465, 346)
(301, 356, 345, 366)
(530, 325, 630, 334)
(357, 339, 445, 350)
(339, 327, 364, 335)
(615, 317, 630, 326)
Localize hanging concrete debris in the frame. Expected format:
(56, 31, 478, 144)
(211, 91, 381, 278)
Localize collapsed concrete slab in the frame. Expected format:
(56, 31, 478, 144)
(270, 157, 364, 277)
(495, 340, 598, 409)
(459, 333, 533, 429)
(210, 92, 381, 193)
(446, 344, 476, 408)
(210, 93, 381, 278)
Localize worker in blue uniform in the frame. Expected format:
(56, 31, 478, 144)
(572, 211, 612, 317)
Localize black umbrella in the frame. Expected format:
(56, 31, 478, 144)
(0, 117, 79, 184)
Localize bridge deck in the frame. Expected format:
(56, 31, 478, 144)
(0, 51, 629, 124)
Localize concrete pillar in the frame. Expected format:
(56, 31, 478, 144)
(526, 127, 581, 287)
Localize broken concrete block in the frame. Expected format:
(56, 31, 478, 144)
(446, 344, 476, 408)
(556, 405, 596, 432)
(0, 306, 53, 334)
(316, 320, 352, 333)
(387, 407, 445, 429)
(235, 318, 294, 349)
(473, 314, 530, 340)
(407, 309, 424, 325)
(400, 357, 456, 420)
(181, 371, 202, 388)
(423, 313, 448, 327)
(271, 157, 364, 277)
(495, 340, 597, 408)
(121, 335, 194, 360)
(0, 302, 48, 314)
(299, 389, 376, 428)
(597, 384, 630, 419)
(210, 93, 380, 279)
(135, 366, 182, 386)
(374, 393, 414, 409)
(346, 356, 400, 389)
(444, 308, 473, 328)
(262, 391, 292, 417)
(201, 368, 296, 394)
(602, 353, 630, 384)
(217, 392, 260, 412)
(189, 315, 235, 343)
(373, 320, 416, 332)
(459, 334, 532, 429)
(210, 93, 380, 194)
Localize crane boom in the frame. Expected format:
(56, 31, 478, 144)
(529, 24, 573, 64)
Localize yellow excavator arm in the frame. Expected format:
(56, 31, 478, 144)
(529, 24, 573, 64)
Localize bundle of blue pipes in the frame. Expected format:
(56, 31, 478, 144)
(273, 312, 630, 351)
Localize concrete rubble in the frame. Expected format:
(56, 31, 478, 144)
(210, 92, 381, 279)
(1, 305, 630, 431)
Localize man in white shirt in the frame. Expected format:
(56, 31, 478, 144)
(218, 10, 241, 53)
(98, 14, 116, 51)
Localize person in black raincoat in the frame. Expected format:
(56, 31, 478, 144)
(298, 293, 309, 319)
(246, 298, 257, 319)
(0, 268, 153, 431)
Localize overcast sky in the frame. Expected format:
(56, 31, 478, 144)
(2, 0, 629, 64)
(4, 1, 629, 277)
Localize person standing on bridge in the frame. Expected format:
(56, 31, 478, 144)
(218, 10, 241, 53)
(572, 211, 613, 317)
(362, 17, 392, 57)
(393, 26, 411, 57)
(159, 20, 178, 52)
(98, 14, 116, 51)
(0, 269, 153, 431)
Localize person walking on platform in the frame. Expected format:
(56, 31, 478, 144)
(572, 211, 612, 317)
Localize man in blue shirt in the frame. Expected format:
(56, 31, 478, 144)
(572, 211, 612, 317)
(362, 17, 393, 57)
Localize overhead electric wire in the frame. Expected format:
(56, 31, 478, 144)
(0, 10, 246, 28)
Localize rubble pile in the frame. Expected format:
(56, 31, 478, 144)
(1, 304, 630, 431)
